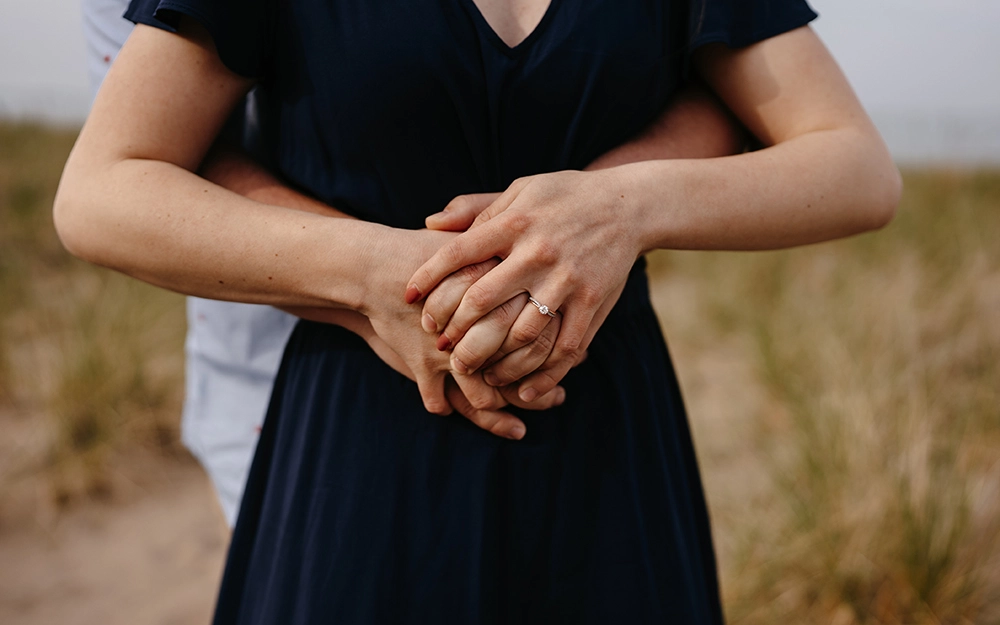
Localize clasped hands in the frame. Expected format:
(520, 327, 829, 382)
(357, 168, 642, 440)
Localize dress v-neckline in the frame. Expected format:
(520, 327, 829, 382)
(461, 0, 562, 55)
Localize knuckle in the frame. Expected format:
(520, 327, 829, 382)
(464, 284, 494, 313)
(528, 328, 555, 356)
(458, 262, 486, 282)
(449, 195, 473, 213)
(412, 267, 433, 290)
(556, 333, 583, 356)
(469, 392, 497, 411)
(492, 297, 521, 326)
(510, 324, 539, 347)
(423, 291, 445, 314)
(576, 285, 603, 308)
(512, 176, 533, 193)
(531, 370, 560, 394)
(505, 211, 532, 234)
(454, 343, 483, 368)
(489, 367, 514, 386)
(533, 240, 559, 265)
(472, 207, 495, 227)
(443, 240, 465, 266)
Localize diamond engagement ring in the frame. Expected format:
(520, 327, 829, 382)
(528, 296, 558, 318)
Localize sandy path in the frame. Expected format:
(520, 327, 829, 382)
(0, 462, 228, 625)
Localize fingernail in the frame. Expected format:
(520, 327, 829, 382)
(519, 387, 538, 403)
(508, 425, 526, 440)
(436, 334, 452, 351)
(452, 357, 470, 375)
(426, 210, 447, 220)
(421, 313, 438, 333)
(483, 371, 500, 386)
(405, 284, 422, 304)
(556, 388, 566, 405)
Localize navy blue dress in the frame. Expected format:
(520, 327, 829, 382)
(127, 1, 816, 622)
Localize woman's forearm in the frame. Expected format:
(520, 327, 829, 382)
(200, 143, 393, 333)
(619, 125, 900, 253)
(53, 22, 398, 315)
(54, 155, 384, 312)
(612, 27, 901, 253)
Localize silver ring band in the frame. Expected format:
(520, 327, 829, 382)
(528, 296, 557, 318)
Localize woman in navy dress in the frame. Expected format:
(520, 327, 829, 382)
(55, 0, 900, 622)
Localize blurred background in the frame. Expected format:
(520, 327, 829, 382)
(0, 0, 998, 624)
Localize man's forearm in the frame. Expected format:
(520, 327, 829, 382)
(199, 144, 354, 218)
(202, 82, 745, 212)
(585, 81, 745, 171)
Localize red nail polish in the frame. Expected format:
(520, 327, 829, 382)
(405, 284, 421, 304)
(436, 334, 452, 351)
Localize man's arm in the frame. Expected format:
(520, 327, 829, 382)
(199, 144, 349, 217)
(586, 81, 744, 170)
(204, 81, 743, 216)
(425, 80, 745, 232)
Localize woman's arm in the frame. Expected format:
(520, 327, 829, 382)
(626, 27, 900, 251)
(55, 21, 562, 429)
(406, 26, 901, 402)
(54, 22, 381, 312)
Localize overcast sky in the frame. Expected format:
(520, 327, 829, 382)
(1, 0, 998, 163)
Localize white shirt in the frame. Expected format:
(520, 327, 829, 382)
(81, 0, 296, 527)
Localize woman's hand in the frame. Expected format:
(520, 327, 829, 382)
(359, 227, 566, 438)
(414, 239, 621, 401)
(406, 169, 643, 401)
(420, 192, 589, 399)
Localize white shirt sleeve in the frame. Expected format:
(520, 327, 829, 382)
(81, 0, 135, 100)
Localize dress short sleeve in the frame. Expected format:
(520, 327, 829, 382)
(124, 0, 273, 79)
(688, 0, 818, 52)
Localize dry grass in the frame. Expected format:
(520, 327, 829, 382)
(0, 122, 997, 622)
(648, 171, 1000, 624)
(0, 123, 186, 518)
